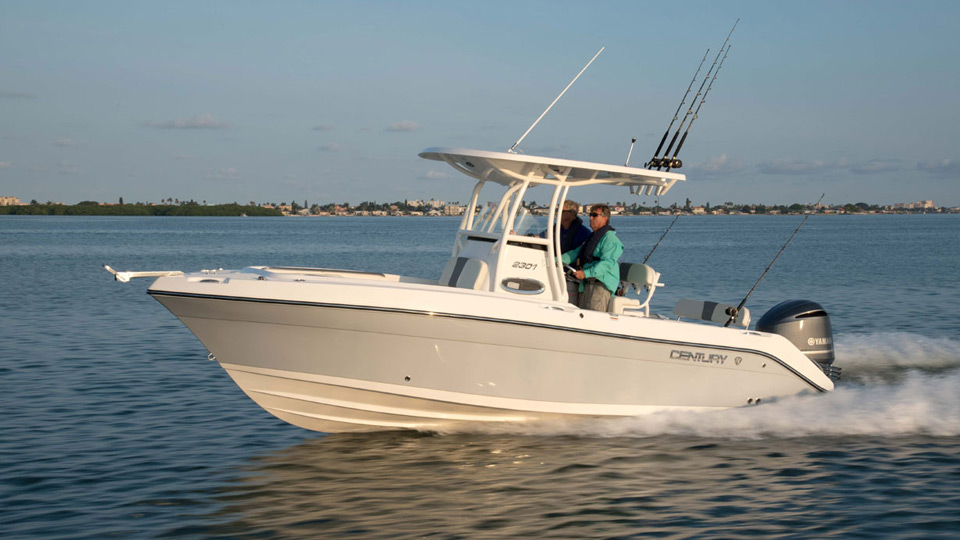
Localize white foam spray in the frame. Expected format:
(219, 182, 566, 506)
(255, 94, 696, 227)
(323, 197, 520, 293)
(435, 332, 960, 440)
(835, 332, 960, 379)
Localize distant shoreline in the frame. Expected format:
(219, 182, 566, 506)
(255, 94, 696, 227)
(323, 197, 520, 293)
(2, 200, 955, 216)
(0, 203, 281, 217)
(1, 208, 955, 217)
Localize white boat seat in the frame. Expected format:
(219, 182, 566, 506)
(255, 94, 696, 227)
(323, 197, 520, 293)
(674, 298, 751, 328)
(609, 262, 663, 316)
(439, 257, 489, 290)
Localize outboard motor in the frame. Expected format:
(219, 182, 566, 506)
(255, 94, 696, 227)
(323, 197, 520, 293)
(756, 300, 840, 380)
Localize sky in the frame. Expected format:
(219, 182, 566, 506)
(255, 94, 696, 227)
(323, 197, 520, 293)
(2, 0, 959, 207)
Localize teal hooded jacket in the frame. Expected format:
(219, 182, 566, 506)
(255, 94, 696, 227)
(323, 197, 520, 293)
(561, 230, 624, 294)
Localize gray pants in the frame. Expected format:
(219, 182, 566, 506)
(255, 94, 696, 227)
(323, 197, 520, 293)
(566, 280, 580, 305)
(579, 279, 611, 312)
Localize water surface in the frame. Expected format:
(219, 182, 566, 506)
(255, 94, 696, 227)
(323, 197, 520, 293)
(2, 215, 958, 539)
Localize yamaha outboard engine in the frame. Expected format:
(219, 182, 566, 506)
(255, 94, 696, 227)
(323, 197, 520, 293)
(756, 300, 840, 380)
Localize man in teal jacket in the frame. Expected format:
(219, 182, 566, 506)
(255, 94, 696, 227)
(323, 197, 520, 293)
(562, 203, 624, 311)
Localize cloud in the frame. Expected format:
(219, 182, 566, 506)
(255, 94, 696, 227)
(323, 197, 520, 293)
(386, 120, 419, 132)
(917, 159, 960, 177)
(147, 113, 230, 129)
(757, 159, 836, 175)
(851, 159, 901, 175)
(204, 167, 240, 180)
(312, 124, 335, 131)
(421, 170, 449, 180)
(54, 138, 76, 147)
(280, 179, 307, 190)
(0, 161, 12, 169)
(318, 143, 342, 152)
(0, 91, 36, 99)
(58, 161, 79, 175)
(690, 153, 745, 174)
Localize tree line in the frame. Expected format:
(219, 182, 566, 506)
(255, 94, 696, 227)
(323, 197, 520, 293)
(0, 200, 281, 216)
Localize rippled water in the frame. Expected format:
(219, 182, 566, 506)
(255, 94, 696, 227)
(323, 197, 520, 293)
(2, 215, 959, 539)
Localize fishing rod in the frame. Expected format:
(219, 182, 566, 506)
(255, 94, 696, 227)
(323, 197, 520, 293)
(656, 19, 738, 171)
(654, 50, 720, 170)
(664, 44, 731, 172)
(723, 194, 825, 328)
(508, 47, 604, 154)
(645, 48, 709, 169)
(642, 214, 680, 264)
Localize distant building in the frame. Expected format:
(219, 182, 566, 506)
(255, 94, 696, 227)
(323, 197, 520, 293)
(0, 196, 25, 206)
(444, 204, 465, 216)
(691, 206, 706, 215)
(895, 200, 936, 210)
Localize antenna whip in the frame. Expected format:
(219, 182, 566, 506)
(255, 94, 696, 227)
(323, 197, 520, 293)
(508, 47, 604, 154)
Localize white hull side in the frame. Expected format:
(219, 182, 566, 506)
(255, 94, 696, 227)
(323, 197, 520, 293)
(150, 278, 831, 432)
(221, 364, 564, 433)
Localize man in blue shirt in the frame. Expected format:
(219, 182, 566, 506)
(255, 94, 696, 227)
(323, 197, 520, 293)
(544, 199, 591, 304)
(562, 203, 624, 311)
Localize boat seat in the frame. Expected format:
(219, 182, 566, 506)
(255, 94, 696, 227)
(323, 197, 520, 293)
(439, 257, 489, 290)
(609, 262, 663, 317)
(674, 298, 751, 328)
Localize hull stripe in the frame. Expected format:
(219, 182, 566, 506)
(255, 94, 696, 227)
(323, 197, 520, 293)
(148, 290, 828, 392)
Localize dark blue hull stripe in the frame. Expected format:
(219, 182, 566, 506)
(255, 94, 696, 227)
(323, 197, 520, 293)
(148, 290, 827, 393)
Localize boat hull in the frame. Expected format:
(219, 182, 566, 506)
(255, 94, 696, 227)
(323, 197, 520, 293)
(150, 278, 831, 433)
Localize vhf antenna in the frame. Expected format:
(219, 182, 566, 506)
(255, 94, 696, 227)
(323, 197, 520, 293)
(508, 47, 604, 154)
(653, 19, 738, 170)
(723, 194, 825, 327)
(665, 44, 731, 172)
(645, 48, 710, 168)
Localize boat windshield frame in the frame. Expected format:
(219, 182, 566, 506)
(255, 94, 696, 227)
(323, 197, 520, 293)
(420, 147, 686, 302)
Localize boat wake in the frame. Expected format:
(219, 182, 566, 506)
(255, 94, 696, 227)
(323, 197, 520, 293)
(835, 332, 960, 378)
(433, 332, 960, 440)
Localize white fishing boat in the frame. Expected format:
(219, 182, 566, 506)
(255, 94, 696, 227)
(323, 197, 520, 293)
(104, 144, 838, 433)
(106, 36, 840, 433)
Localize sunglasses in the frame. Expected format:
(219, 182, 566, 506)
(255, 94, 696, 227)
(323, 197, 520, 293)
(589, 213, 602, 218)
